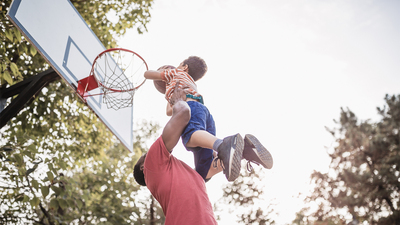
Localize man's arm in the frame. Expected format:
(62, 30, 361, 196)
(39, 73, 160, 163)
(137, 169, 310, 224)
(161, 81, 189, 152)
(166, 102, 173, 117)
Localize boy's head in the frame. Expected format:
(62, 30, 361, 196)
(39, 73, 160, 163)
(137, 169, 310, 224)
(133, 153, 147, 186)
(179, 56, 207, 81)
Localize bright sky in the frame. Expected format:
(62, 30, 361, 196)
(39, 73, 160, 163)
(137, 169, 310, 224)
(119, 0, 400, 224)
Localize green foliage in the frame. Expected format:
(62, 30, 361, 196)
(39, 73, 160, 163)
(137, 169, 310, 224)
(215, 163, 276, 225)
(296, 94, 400, 225)
(0, 0, 156, 224)
(0, 0, 48, 86)
(0, 0, 152, 87)
(70, 0, 152, 48)
(1, 116, 162, 224)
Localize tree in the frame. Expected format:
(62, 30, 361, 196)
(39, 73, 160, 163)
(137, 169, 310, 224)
(1, 0, 156, 224)
(215, 162, 277, 225)
(1, 0, 152, 86)
(0, 117, 164, 224)
(295, 94, 400, 225)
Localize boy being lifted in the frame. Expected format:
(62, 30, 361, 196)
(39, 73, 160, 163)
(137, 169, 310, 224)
(144, 56, 273, 182)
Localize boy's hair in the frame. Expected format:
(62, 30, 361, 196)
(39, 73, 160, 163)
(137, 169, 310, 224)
(182, 56, 207, 81)
(133, 161, 146, 186)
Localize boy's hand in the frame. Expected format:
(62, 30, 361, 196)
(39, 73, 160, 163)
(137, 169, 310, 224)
(170, 81, 187, 105)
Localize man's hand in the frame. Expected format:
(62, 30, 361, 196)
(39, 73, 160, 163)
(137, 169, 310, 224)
(169, 81, 187, 105)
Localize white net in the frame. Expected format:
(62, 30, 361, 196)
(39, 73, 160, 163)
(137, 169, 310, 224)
(91, 48, 147, 110)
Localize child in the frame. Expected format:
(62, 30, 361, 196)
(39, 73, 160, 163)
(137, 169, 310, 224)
(144, 56, 273, 182)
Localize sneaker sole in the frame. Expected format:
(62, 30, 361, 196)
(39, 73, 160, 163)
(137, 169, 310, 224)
(244, 134, 273, 169)
(226, 134, 244, 181)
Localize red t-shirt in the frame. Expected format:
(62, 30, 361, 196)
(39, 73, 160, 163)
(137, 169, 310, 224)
(144, 136, 218, 225)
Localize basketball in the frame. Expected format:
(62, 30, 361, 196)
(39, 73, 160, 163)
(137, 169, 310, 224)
(153, 80, 166, 94)
(153, 65, 175, 94)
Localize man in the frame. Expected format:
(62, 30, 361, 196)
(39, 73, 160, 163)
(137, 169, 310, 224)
(134, 82, 273, 224)
(134, 82, 219, 224)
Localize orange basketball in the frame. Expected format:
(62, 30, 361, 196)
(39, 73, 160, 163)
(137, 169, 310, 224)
(153, 65, 175, 94)
(153, 80, 166, 94)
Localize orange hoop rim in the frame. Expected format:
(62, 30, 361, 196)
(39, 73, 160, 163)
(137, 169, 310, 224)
(90, 47, 148, 93)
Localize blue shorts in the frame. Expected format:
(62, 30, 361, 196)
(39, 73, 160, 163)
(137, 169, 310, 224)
(181, 101, 216, 180)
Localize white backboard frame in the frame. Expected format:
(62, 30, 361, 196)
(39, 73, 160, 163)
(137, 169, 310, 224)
(7, 0, 134, 152)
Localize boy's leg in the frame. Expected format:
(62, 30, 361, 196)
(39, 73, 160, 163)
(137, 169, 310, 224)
(184, 107, 223, 180)
(184, 106, 244, 181)
(182, 102, 218, 181)
(189, 132, 245, 182)
(186, 130, 218, 149)
(182, 102, 244, 182)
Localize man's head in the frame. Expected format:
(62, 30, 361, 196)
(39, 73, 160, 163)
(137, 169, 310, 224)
(133, 153, 147, 186)
(178, 56, 207, 81)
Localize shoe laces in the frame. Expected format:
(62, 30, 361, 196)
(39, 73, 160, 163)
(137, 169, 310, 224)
(246, 161, 253, 173)
(246, 160, 259, 173)
(212, 157, 218, 168)
(213, 156, 226, 171)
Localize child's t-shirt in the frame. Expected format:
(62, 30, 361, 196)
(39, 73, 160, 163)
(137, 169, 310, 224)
(161, 69, 203, 104)
(144, 136, 217, 225)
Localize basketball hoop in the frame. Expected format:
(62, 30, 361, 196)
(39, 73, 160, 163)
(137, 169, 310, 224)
(79, 48, 148, 110)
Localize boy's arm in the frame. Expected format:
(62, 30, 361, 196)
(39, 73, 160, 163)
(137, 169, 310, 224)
(144, 70, 163, 80)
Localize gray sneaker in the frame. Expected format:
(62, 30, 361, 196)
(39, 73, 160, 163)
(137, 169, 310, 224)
(243, 134, 273, 169)
(216, 133, 244, 181)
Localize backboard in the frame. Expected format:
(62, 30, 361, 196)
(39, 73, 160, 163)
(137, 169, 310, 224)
(7, 0, 134, 152)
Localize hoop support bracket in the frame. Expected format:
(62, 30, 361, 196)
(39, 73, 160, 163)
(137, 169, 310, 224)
(77, 75, 99, 101)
